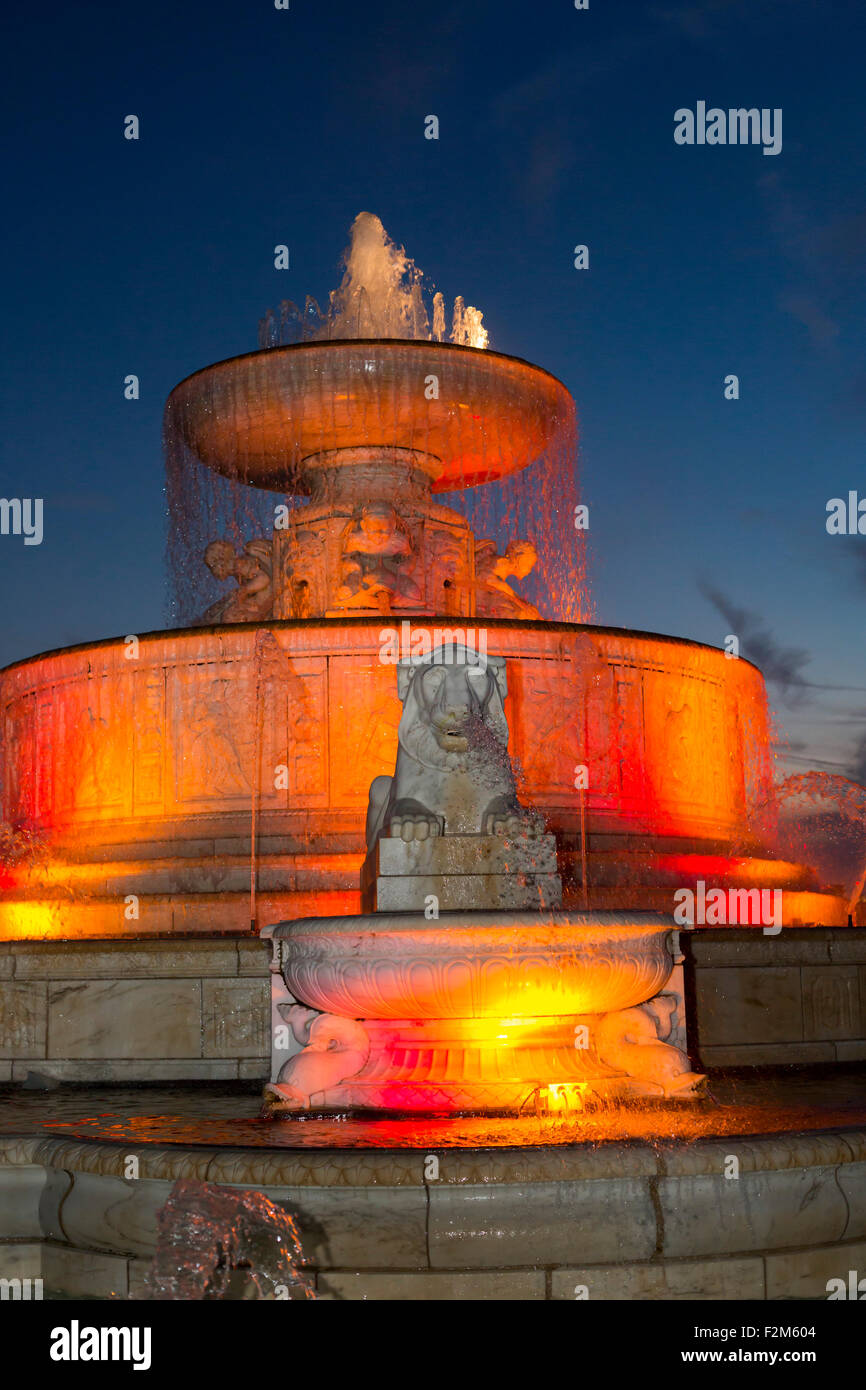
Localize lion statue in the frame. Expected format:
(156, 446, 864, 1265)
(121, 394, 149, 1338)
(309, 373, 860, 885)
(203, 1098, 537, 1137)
(365, 644, 542, 846)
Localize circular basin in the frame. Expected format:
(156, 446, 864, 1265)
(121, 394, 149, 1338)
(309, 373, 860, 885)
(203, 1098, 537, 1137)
(165, 340, 575, 492)
(277, 910, 676, 1020)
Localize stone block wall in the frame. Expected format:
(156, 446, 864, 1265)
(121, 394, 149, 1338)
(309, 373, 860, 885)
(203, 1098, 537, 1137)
(2, 1129, 865, 1299)
(685, 928, 866, 1067)
(0, 939, 269, 1082)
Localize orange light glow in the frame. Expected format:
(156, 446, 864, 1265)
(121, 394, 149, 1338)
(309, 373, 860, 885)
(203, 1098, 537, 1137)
(0, 618, 846, 941)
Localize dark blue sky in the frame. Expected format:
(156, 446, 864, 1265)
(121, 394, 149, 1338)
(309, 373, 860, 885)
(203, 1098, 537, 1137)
(2, 0, 864, 781)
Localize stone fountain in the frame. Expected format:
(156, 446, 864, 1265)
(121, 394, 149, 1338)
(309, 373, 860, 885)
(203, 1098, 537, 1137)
(1, 215, 864, 1302)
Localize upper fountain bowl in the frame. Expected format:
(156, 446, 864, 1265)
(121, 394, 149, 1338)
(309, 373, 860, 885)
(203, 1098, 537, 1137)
(165, 340, 575, 493)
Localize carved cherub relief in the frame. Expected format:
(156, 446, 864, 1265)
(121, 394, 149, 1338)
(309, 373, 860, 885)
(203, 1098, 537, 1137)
(334, 504, 421, 614)
(202, 538, 274, 623)
(473, 538, 540, 619)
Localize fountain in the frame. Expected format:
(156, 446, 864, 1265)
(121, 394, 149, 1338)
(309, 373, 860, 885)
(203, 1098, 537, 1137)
(0, 214, 864, 1302)
(0, 217, 849, 938)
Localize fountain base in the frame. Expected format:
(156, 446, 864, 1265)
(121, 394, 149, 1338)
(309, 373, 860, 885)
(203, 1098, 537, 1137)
(262, 1011, 705, 1114)
(262, 910, 705, 1113)
(4, 1074, 866, 1301)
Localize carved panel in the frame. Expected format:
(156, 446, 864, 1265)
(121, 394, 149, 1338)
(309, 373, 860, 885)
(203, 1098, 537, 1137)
(55, 672, 132, 820)
(802, 967, 860, 1040)
(328, 657, 401, 807)
(0, 981, 45, 1055)
(510, 659, 585, 803)
(203, 979, 269, 1057)
(275, 658, 328, 806)
(133, 666, 166, 813)
(613, 668, 646, 810)
(2, 692, 35, 822)
(170, 660, 266, 811)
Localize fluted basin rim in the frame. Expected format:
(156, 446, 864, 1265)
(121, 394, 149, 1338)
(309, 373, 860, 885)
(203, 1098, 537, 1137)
(266, 911, 678, 1020)
(265, 909, 678, 945)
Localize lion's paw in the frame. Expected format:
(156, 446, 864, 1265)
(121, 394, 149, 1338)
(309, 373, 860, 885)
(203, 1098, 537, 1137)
(486, 811, 545, 838)
(389, 814, 441, 842)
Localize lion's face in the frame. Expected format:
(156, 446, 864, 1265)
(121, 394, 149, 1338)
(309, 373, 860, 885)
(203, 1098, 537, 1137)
(399, 662, 508, 769)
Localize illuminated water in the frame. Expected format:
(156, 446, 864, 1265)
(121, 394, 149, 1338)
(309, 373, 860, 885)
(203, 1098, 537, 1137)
(146, 1179, 314, 1300)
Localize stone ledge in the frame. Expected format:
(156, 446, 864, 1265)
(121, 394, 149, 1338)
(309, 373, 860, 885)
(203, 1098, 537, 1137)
(3, 1129, 866, 1296)
(764, 1237, 866, 1300)
(698, 1043, 841, 1066)
(685, 929, 840, 967)
(656, 1129, 863, 1176)
(4, 1237, 865, 1300)
(10, 938, 248, 979)
(11, 1059, 247, 1082)
(550, 1256, 765, 1300)
(6, 1128, 865, 1190)
(318, 1269, 546, 1300)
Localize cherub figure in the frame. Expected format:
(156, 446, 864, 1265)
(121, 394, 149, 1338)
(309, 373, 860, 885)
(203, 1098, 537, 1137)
(473, 538, 540, 619)
(202, 538, 274, 623)
(335, 504, 421, 613)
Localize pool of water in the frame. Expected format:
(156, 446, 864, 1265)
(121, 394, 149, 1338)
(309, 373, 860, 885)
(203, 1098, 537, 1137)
(5, 1070, 866, 1150)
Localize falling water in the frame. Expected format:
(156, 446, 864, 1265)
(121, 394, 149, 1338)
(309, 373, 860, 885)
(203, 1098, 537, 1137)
(164, 212, 587, 625)
(771, 772, 866, 912)
(145, 1179, 314, 1300)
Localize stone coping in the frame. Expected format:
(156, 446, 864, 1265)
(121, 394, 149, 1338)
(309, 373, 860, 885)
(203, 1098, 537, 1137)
(0, 616, 764, 678)
(685, 926, 866, 965)
(3, 1126, 865, 1189)
(0, 937, 268, 975)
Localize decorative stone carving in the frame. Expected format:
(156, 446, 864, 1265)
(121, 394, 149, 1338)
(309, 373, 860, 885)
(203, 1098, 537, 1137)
(201, 538, 274, 622)
(473, 538, 540, 619)
(334, 504, 421, 614)
(262, 912, 707, 1111)
(264, 1002, 370, 1111)
(595, 1002, 705, 1098)
(283, 527, 326, 618)
(180, 678, 250, 800)
(274, 913, 676, 1020)
(423, 522, 473, 616)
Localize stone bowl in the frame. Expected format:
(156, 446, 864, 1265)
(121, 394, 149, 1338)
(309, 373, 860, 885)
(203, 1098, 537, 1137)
(273, 910, 677, 1020)
(165, 339, 575, 492)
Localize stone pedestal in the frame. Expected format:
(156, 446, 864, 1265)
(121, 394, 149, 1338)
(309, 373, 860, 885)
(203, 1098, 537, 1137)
(361, 832, 562, 912)
(269, 449, 476, 619)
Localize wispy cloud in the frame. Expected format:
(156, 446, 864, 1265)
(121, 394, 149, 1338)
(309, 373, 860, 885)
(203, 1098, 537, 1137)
(698, 581, 812, 702)
(847, 732, 866, 785)
(759, 172, 866, 349)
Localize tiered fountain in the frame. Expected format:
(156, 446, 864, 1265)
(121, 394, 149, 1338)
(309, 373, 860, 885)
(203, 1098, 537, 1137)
(0, 215, 863, 1301)
(0, 214, 848, 941)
